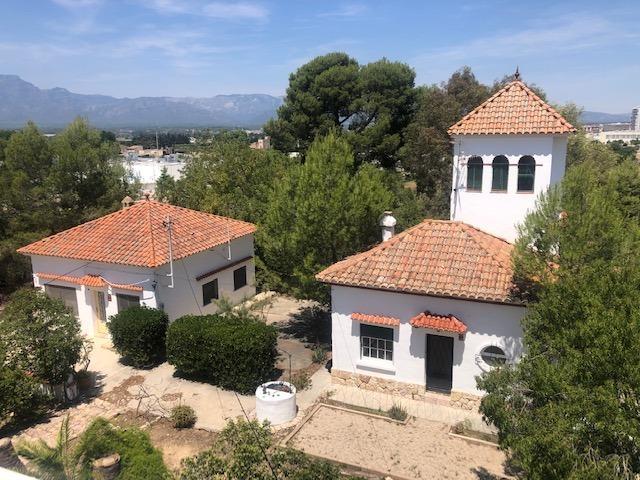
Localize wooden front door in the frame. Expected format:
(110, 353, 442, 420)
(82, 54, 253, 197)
(92, 290, 108, 336)
(426, 334, 454, 392)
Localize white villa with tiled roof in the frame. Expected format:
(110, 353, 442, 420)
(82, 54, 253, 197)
(317, 76, 576, 408)
(18, 199, 257, 337)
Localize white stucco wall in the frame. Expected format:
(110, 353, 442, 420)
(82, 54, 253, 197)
(30, 256, 157, 336)
(26, 233, 256, 335)
(331, 285, 525, 395)
(450, 134, 568, 242)
(156, 234, 256, 321)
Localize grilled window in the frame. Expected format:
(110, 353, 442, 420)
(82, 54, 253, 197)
(360, 324, 393, 361)
(116, 293, 140, 312)
(466, 156, 483, 191)
(233, 266, 247, 291)
(492, 155, 509, 191)
(45, 285, 79, 317)
(202, 279, 219, 306)
(517, 156, 536, 192)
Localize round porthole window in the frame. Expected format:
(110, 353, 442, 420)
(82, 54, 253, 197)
(480, 346, 507, 367)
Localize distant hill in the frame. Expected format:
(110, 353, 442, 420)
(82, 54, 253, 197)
(0, 75, 283, 129)
(580, 110, 630, 124)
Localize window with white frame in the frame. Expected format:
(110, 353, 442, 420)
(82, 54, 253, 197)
(360, 324, 393, 361)
(116, 293, 140, 312)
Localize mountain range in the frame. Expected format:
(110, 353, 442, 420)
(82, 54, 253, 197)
(0, 74, 631, 130)
(0, 75, 283, 129)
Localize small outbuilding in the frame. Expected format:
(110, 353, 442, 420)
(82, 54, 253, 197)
(18, 199, 257, 337)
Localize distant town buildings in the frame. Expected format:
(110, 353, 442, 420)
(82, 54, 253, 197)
(250, 136, 271, 150)
(587, 106, 640, 144)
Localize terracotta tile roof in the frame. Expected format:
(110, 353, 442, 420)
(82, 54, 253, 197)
(18, 200, 256, 268)
(36, 272, 143, 292)
(316, 220, 518, 304)
(410, 311, 467, 334)
(351, 312, 400, 327)
(448, 80, 576, 135)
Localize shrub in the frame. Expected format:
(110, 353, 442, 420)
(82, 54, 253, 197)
(311, 345, 328, 364)
(0, 288, 83, 385)
(170, 405, 197, 429)
(166, 313, 278, 394)
(108, 306, 168, 367)
(290, 371, 311, 391)
(388, 404, 408, 421)
(0, 366, 49, 423)
(180, 418, 353, 480)
(74, 417, 169, 479)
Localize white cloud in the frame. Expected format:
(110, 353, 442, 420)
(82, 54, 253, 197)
(141, 0, 268, 20)
(414, 14, 632, 63)
(318, 3, 367, 18)
(51, 0, 102, 8)
(202, 2, 268, 19)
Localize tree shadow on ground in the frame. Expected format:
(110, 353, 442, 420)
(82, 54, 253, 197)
(277, 305, 331, 347)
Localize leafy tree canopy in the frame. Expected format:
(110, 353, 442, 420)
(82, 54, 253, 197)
(479, 158, 640, 479)
(258, 131, 423, 301)
(0, 288, 85, 385)
(265, 52, 416, 168)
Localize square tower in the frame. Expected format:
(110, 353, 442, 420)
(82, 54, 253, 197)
(448, 77, 576, 242)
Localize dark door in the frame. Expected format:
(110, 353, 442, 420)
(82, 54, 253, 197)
(426, 334, 454, 392)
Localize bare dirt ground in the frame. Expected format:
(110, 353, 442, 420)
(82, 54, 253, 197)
(289, 406, 510, 480)
(112, 411, 217, 472)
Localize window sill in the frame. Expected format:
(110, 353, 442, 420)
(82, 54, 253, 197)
(465, 190, 482, 193)
(490, 190, 508, 193)
(356, 358, 396, 374)
(516, 191, 534, 194)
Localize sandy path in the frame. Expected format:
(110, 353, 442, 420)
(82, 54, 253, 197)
(290, 406, 508, 479)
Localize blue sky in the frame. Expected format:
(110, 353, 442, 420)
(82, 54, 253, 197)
(1, 0, 638, 112)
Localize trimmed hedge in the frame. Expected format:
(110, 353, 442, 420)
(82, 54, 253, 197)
(166, 313, 278, 394)
(108, 306, 168, 368)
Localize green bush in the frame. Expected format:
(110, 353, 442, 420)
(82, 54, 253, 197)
(311, 345, 327, 364)
(170, 405, 197, 428)
(0, 366, 49, 423)
(74, 417, 169, 479)
(290, 371, 311, 391)
(166, 313, 278, 394)
(0, 288, 83, 385)
(108, 306, 168, 368)
(180, 418, 357, 480)
(388, 403, 408, 421)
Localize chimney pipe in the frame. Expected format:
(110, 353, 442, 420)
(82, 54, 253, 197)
(379, 211, 396, 242)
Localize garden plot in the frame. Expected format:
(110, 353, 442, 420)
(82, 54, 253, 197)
(287, 405, 509, 480)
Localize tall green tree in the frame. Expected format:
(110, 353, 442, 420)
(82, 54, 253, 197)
(479, 159, 640, 479)
(167, 139, 293, 224)
(265, 52, 416, 168)
(400, 67, 491, 217)
(259, 132, 398, 300)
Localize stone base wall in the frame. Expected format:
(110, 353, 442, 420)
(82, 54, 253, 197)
(331, 369, 482, 411)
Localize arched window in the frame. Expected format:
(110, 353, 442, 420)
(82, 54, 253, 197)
(518, 156, 536, 192)
(480, 345, 507, 366)
(491, 155, 509, 191)
(466, 156, 483, 192)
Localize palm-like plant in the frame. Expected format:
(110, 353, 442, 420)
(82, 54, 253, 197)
(15, 415, 82, 480)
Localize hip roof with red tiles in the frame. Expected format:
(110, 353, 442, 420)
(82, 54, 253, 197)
(448, 80, 576, 136)
(18, 200, 256, 268)
(316, 220, 519, 304)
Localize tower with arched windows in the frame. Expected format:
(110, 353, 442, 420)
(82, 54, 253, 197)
(448, 78, 576, 242)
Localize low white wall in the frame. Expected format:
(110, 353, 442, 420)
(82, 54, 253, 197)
(331, 285, 525, 395)
(450, 134, 567, 242)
